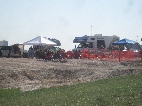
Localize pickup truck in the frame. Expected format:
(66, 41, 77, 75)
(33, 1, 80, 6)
(0, 44, 24, 58)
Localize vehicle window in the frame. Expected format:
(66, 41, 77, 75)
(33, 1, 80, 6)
(77, 44, 83, 48)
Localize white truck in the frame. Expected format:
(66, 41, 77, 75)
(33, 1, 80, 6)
(73, 34, 120, 52)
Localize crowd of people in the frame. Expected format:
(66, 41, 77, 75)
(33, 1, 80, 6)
(27, 46, 65, 59)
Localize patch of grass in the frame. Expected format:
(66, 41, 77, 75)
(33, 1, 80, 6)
(134, 60, 142, 66)
(0, 74, 142, 106)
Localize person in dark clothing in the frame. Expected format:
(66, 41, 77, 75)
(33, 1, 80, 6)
(13, 46, 17, 54)
(0, 50, 2, 57)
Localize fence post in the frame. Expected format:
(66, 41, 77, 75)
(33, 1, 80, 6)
(118, 45, 121, 62)
(119, 50, 120, 62)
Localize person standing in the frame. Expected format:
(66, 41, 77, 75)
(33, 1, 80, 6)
(30, 47, 34, 58)
(28, 46, 34, 59)
(0, 49, 2, 57)
(28, 47, 31, 58)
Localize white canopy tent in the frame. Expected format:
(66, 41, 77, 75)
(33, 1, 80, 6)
(23, 36, 57, 46)
(23, 36, 57, 51)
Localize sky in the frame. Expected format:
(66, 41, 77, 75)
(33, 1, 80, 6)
(0, 0, 142, 51)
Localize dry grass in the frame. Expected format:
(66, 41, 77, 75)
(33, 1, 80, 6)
(0, 58, 142, 91)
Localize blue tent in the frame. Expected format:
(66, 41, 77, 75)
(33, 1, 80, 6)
(112, 38, 137, 45)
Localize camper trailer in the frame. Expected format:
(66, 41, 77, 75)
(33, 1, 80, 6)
(73, 34, 120, 52)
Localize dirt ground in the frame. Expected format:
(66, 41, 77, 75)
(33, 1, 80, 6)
(0, 58, 142, 91)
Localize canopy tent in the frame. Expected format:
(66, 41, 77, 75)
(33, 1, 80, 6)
(23, 36, 57, 46)
(112, 38, 137, 45)
(112, 38, 139, 62)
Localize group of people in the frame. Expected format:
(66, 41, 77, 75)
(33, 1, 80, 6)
(45, 47, 63, 59)
(27, 46, 63, 59)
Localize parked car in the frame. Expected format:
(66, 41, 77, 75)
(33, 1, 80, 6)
(0, 44, 24, 58)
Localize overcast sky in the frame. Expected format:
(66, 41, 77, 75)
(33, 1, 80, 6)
(0, 0, 142, 51)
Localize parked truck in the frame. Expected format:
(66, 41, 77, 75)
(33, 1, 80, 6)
(0, 44, 24, 58)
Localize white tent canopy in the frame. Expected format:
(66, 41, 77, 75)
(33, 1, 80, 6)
(23, 36, 57, 46)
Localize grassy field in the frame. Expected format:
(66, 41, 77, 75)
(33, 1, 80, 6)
(0, 73, 142, 106)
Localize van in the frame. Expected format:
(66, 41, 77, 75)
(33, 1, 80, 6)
(0, 44, 24, 58)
